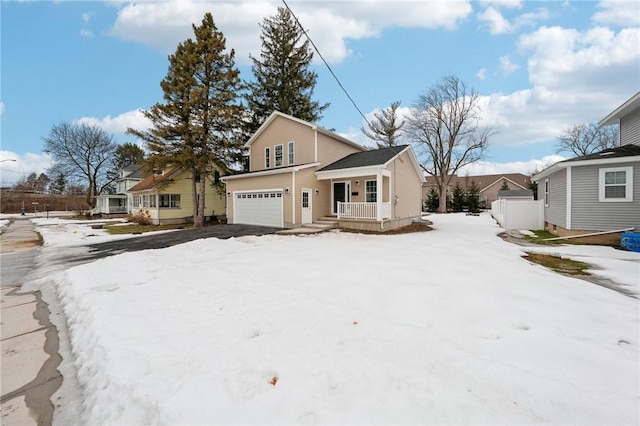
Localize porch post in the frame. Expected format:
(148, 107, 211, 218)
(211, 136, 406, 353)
(376, 170, 383, 221)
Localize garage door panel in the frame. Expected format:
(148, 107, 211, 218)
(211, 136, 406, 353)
(235, 191, 283, 227)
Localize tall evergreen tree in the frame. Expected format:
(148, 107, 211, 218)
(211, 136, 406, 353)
(128, 13, 243, 228)
(451, 182, 465, 212)
(361, 101, 405, 148)
(243, 6, 329, 136)
(114, 143, 146, 169)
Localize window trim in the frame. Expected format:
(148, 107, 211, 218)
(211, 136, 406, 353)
(159, 194, 181, 208)
(275, 144, 283, 167)
(599, 166, 633, 202)
(288, 141, 295, 165)
(365, 180, 377, 203)
(265, 147, 271, 169)
(544, 179, 549, 207)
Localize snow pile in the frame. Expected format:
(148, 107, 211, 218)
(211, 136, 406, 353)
(32, 218, 145, 247)
(0, 219, 9, 232)
(50, 213, 639, 424)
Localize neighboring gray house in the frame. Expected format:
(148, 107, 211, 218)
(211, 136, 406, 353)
(532, 92, 640, 242)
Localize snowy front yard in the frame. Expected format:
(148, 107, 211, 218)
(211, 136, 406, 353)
(37, 213, 639, 424)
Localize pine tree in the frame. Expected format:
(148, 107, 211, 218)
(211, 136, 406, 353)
(361, 101, 405, 148)
(451, 182, 465, 212)
(128, 13, 243, 228)
(425, 186, 439, 212)
(243, 6, 329, 136)
(466, 180, 480, 213)
(114, 143, 146, 169)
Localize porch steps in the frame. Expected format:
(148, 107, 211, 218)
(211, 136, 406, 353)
(276, 219, 338, 235)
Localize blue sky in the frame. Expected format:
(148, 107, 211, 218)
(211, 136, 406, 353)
(1, 0, 639, 185)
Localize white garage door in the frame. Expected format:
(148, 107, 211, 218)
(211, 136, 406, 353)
(234, 191, 283, 227)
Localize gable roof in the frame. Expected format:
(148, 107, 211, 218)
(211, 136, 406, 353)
(317, 145, 408, 171)
(423, 173, 531, 191)
(128, 165, 184, 192)
(599, 92, 640, 127)
(532, 144, 640, 181)
(245, 111, 364, 151)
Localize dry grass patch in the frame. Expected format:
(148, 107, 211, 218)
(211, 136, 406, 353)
(523, 252, 591, 276)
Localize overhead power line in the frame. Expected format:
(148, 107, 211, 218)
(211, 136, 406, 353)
(281, 0, 372, 128)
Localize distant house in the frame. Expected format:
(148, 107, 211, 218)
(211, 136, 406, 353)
(532, 92, 640, 243)
(496, 189, 534, 200)
(422, 173, 531, 207)
(222, 111, 424, 231)
(129, 165, 226, 225)
(91, 164, 144, 216)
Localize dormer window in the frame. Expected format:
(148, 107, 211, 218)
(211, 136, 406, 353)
(275, 144, 283, 167)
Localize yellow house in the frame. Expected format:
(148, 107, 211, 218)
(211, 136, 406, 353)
(128, 165, 226, 225)
(223, 111, 425, 232)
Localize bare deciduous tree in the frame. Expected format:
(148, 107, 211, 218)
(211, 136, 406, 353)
(405, 74, 494, 213)
(43, 122, 117, 208)
(556, 123, 619, 157)
(361, 100, 405, 148)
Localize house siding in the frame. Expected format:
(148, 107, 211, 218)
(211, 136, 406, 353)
(131, 169, 225, 224)
(248, 116, 316, 170)
(541, 170, 567, 229)
(316, 132, 362, 166)
(389, 150, 422, 220)
(571, 161, 640, 231)
(620, 107, 640, 146)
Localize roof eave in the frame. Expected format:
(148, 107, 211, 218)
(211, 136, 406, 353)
(598, 92, 640, 127)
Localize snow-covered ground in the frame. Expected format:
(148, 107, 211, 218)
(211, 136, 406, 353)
(29, 213, 640, 424)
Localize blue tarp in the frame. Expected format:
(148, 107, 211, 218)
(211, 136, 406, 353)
(620, 232, 640, 252)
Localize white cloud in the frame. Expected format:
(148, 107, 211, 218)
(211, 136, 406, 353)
(82, 12, 93, 24)
(457, 154, 566, 176)
(75, 109, 152, 135)
(108, 0, 472, 64)
(499, 55, 520, 74)
(593, 0, 640, 26)
(479, 0, 523, 8)
(478, 6, 512, 34)
(80, 29, 93, 38)
(0, 102, 5, 115)
(477, 68, 488, 80)
(0, 151, 53, 186)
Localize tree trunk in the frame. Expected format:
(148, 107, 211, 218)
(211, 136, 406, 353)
(194, 174, 206, 228)
(191, 170, 198, 227)
(438, 185, 447, 213)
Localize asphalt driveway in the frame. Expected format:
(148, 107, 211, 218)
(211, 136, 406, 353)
(82, 223, 281, 261)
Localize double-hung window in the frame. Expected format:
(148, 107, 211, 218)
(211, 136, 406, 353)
(599, 166, 633, 202)
(275, 144, 283, 167)
(160, 194, 181, 208)
(265, 147, 271, 168)
(288, 141, 295, 165)
(365, 180, 377, 203)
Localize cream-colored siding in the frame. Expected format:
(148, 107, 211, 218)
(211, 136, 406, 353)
(388, 150, 422, 219)
(248, 116, 317, 171)
(131, 169, 225, 225)
(316, 132, 362, 166)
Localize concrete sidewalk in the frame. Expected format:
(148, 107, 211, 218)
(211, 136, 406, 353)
(1, 218, 61, 425)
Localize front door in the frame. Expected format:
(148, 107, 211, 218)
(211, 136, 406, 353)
(301, 188, 312, 224)
(333, 181, 351, 214)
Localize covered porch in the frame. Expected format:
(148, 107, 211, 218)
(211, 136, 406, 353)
(316, 167, 392, 222)
(91, 194, 128, 216)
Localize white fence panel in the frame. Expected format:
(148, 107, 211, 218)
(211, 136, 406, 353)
(491, 199, 544, 231)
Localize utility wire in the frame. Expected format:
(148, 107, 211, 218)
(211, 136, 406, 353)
(281, 0, 372, 128)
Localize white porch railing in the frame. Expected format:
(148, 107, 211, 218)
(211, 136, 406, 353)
(337, 202, 391, 220)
